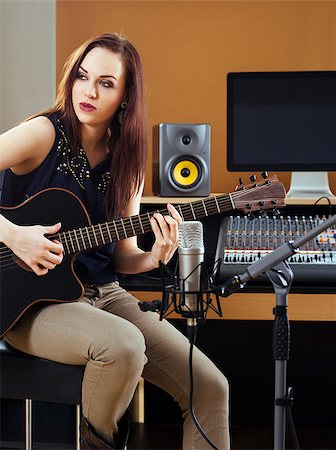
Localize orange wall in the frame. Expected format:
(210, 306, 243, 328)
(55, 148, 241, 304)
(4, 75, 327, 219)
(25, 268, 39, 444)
(56, 0, 336, 196)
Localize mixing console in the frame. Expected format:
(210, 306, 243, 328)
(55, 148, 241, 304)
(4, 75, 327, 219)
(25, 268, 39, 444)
(216, 214, 336, 292)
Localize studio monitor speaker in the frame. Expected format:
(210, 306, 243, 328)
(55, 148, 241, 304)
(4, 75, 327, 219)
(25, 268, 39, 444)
(153, 123, 210, 197)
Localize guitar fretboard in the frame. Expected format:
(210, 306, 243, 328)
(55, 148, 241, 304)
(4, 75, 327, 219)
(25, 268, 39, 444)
(56, 194, 233, 256)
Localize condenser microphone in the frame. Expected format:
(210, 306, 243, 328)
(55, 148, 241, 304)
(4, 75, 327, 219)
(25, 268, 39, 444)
(178, 221, 205, 328)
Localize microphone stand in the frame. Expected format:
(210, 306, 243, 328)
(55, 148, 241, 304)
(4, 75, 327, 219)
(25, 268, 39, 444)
(217, 213, 336, 450)
(267, 260, 295, 450)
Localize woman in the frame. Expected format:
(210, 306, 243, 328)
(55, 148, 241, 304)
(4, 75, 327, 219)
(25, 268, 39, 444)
(0, 33, 230, 449)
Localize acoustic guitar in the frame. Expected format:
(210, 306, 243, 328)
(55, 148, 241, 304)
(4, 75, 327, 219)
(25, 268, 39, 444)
(0, 175, 285, 338)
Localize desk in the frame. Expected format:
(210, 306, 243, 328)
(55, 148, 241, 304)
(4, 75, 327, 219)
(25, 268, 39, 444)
(128, 291, 336, 322)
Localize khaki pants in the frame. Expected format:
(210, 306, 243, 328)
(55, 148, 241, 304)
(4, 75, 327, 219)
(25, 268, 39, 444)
(5, 281, 230, 449)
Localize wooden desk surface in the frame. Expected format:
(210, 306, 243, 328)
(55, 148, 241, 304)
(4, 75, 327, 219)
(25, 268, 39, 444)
(130, 291, 336, 322)
(285, 196, 336, 205)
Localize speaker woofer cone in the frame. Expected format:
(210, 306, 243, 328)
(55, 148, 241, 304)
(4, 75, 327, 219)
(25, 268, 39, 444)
(170, 158, 201, 189)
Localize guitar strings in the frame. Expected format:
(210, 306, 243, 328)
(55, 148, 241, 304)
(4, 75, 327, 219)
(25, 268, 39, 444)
(0, 190, 262, 269)
(0, 191, 253, 266)
(0, 188, 264, 271)
(0, 194, 234, 256)
(0, 202, 223, 269)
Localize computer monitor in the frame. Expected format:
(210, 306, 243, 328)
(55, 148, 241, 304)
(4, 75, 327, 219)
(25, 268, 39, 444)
(227, 71, 336, 199)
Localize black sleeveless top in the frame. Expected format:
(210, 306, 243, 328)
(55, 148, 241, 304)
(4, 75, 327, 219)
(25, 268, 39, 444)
(1, 112, 118, 285)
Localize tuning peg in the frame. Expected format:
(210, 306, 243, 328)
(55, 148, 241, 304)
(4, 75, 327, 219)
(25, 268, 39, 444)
(261, 171, 269, 179)
(239, 177, 244, 186)
(249, 175, 256, 183)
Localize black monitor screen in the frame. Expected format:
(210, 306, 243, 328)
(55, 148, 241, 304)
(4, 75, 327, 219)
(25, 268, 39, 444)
(227, 71, 336, 171)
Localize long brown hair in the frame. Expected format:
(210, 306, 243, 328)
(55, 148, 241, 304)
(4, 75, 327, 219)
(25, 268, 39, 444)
(34, 33, 147, 219)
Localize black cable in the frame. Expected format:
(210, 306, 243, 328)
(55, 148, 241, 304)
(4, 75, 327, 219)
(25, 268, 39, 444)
(287, 407, 300, 450)
(286, 388, 300, 450)
(187, 325, 221, 450)
(314, 196, 333, 216)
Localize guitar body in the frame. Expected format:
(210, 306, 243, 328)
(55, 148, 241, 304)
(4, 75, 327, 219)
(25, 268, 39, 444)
(0, 189, 91, 338)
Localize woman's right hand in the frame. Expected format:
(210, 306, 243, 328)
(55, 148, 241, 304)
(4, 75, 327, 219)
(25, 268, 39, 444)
(5, 222, 64, 276)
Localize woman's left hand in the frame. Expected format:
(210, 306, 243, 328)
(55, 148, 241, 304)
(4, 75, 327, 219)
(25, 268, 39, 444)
(149, 203, 183, 267)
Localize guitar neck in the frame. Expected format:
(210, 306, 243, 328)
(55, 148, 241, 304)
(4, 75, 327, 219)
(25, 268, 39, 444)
(57, 193, 233, 256)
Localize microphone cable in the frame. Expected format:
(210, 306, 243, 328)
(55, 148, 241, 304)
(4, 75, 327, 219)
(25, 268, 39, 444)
(187, 325, 221, 450)
(277, 387, 300, 450)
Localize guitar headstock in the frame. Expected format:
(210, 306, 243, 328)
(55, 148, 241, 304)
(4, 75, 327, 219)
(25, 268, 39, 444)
(231, 174, 286, 214)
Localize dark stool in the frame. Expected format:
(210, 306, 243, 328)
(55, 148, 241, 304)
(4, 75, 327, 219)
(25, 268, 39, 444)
(0, 339, 145, 449)
(0, 339, 85, 449)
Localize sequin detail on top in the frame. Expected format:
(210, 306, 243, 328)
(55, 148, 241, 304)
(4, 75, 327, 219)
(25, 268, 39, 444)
(55, 117, 110, 194)
(97, 171, 111, 193)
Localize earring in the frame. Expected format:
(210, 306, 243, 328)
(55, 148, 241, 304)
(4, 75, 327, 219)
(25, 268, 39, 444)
(118, 100, 128, 124)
